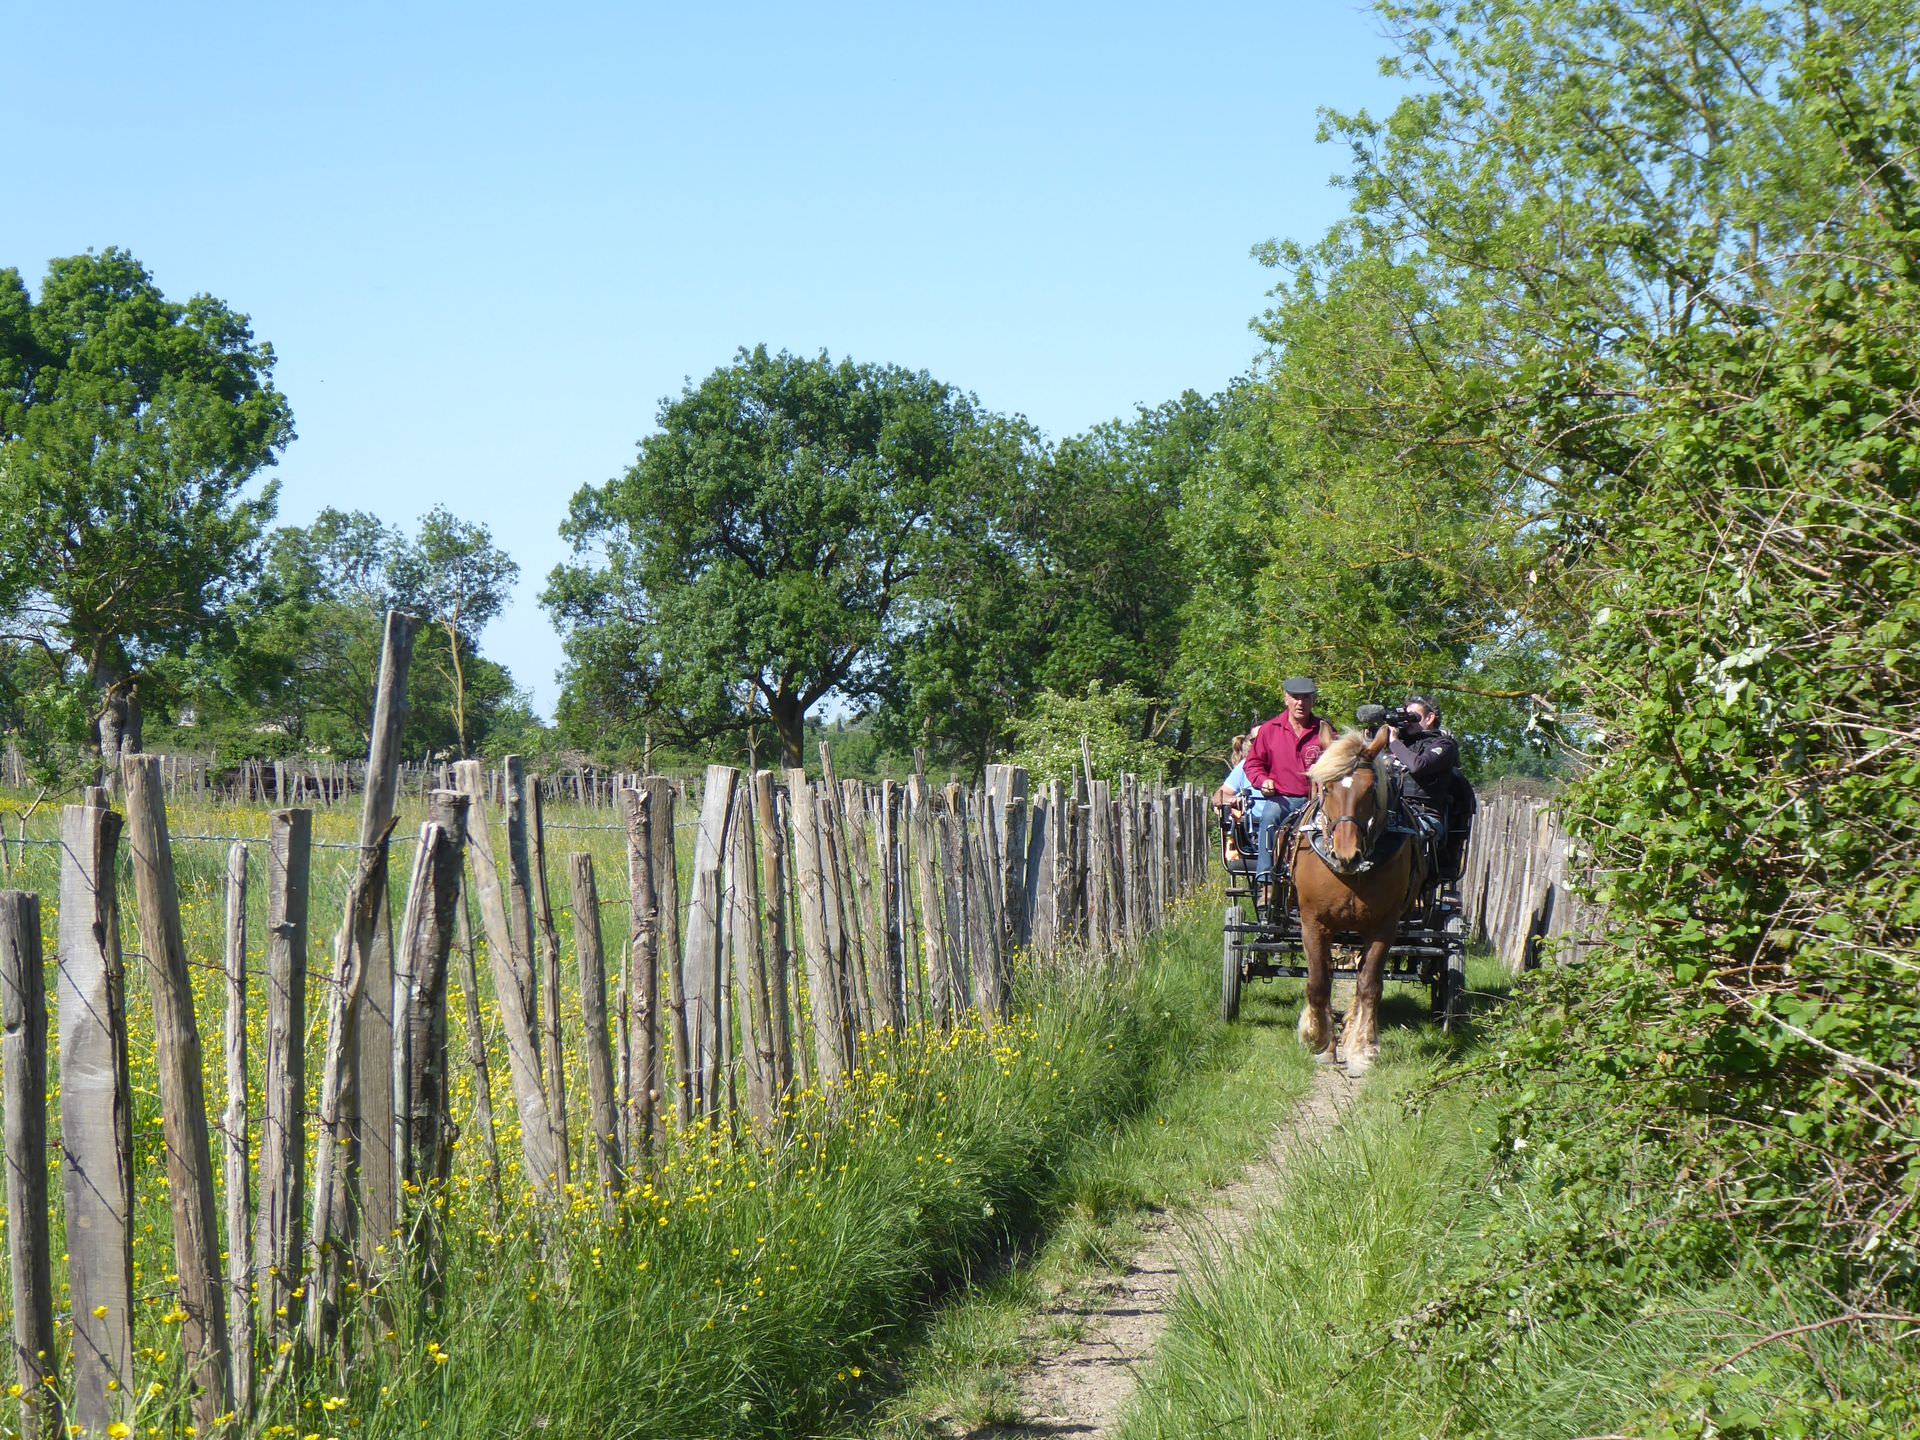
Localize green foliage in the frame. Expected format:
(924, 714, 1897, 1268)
(1137, 3, 1920, 1431)
(1121, 1000, 1920, 1440)
(1006, 682, 1176, 787)
(545, 346, 1033, 768)
(168, 506, 535, 761)
(881, 389, 1231, 774)
(0, 247, 292, 763)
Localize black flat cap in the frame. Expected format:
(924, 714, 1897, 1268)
(1283, 676, 1318, 697)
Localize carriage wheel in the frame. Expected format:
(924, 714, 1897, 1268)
(1438, 916, 1468, 1033)
(1222, 902, 1243, 1022)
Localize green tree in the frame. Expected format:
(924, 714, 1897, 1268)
(1228, 3, 1920, 1418)
(0, 248, 293, 771)
(878, 390, 1228, 774)
(545, 345, 1030, 768)
(1031, 392, 1225, 712)
(390, 504, 520, 755)
(1005, 682, 1176, 787)
(178, 506, 530, 761)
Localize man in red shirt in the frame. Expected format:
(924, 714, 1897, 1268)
(1242, 677, 1335, 896)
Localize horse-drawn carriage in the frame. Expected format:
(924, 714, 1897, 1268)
(1218, 712, 1469, 1065)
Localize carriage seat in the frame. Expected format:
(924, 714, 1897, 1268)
(1218, 803, 1258, 874)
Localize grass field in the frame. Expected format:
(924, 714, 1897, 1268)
(0, 787, 1229, 1438)
(1116, 959, 1912, 1439)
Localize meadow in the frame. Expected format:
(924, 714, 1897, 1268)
(0, 783, 1220, 1438)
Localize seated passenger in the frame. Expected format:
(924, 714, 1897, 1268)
(1385, 695, 1472, 879)
(1242, 677, 1334, 901)
(1215, 734, 1253, 863)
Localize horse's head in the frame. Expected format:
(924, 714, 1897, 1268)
(1307, 726, 1393, 871)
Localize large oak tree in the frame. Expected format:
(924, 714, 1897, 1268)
(545, 345, 1029, 768)
(0, 248, 293, 770)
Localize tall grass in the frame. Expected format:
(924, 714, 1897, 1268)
(272, 897, 1231, 1439)
(1118, 961, 1911, 1439)
(0, 784, 1232, 1437)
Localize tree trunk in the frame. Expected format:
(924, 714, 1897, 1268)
(445, 620, 468, 757)
(771, 695, 805, 770)
(92, 676, 142, 784)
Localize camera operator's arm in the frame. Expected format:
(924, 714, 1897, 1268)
(1402, 731, 1459, 781)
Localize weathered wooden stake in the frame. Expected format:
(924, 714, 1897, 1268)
(568, 853, 625, 1212)
(621, 787, 661, 1154)
(727, 789, 775, 1127)
(789, 773, 844, 1076)
(305, 814, 395, 1354)
(527, 783, 572, 1185)
(121, 754, 231, 1424)
(58, 801, 134, 1436)
(455, 759, 562, 1192)
(353, 611, 420, 1270)
(906, 776, 950, 1026)
(256, 809, 310, 1351)
(397, 793, 468, 1224)
(752, 770, 795, 1098)
(1, 893, 60, 1440)
(222, 844, 254, 1415)
(684, 766, 738, 1114)
(451, 874, 503, 1207)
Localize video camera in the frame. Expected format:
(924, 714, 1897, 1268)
(1355, 703, 1415, 731)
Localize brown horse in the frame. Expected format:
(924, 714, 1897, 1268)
(1285, 726, 1427, 1076)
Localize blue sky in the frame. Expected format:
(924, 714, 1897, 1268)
(5, 2, 1406, 717)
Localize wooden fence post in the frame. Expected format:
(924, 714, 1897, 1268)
(453, 759, 561, 1193)
(58, 800, 134, 1436)
(305, 813, 395, 1354)
(637, 776, 685, 1127)
(121, 754, 231, 1424)
(1, 893, 60, 1440)
(620, 787, 661, 1156)
(841, 780, 893, 1033)
(684, 766, 738, 1115)
(966, 793, 1006, 1016)
(906, 776, 950, 1026)
(256, 809, 310, 1353)
(569, 853, 625, 1213)
(396, 793, 468, 1272)
(353, 610, 419, 1271)
(1001, 772, 1029, 952)
(752, 771, 795, 1098)
(1086, 779, 1113, 955)
(527, 783, 571, 1186)
(222, 844, 254, 1416)
(788, 772, 850, 1079)
(726, 791, 775, 1128)
(939, 786, 975, 1011)
(879, 781, 904, 1028)
(451, 875, 503, 1207)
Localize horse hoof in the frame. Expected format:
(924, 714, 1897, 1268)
(1313, 1047, 1340, 1066)
(1344, 1051, 1375, 1079)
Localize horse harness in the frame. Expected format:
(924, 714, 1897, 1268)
(1294, 764, 1424, 878)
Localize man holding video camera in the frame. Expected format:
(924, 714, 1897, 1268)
(1384, 695, 1473, 882)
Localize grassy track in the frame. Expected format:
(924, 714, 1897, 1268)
(843, 898, 1317, 1436)
(1118, 960, 1904, 1440)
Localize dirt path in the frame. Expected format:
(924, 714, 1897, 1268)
(1005, 1063, 1359, 1437)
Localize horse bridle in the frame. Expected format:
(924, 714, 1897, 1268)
(1313, 765, 1383, 871)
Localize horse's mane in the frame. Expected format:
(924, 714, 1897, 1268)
(1308, 729, 1387, 792)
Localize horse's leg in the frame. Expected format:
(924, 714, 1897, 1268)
(1341, 932, 1390, 1077)
(1297, 916, 1337, 1061)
